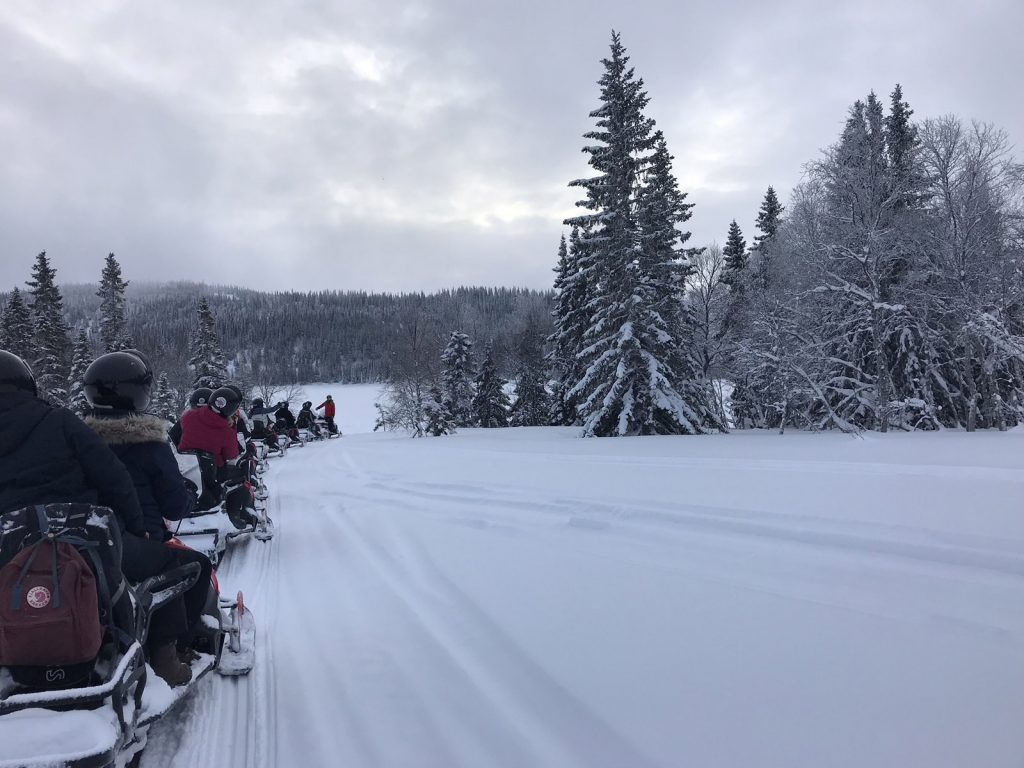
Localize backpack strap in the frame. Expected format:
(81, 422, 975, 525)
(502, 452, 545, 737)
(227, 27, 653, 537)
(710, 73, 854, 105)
(63, 535, 133, 652)
(9, 538, 48, 610)
(33, 505, 50, 534)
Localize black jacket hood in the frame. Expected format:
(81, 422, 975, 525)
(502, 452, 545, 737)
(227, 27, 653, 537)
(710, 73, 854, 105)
(0, 393, 51, 457)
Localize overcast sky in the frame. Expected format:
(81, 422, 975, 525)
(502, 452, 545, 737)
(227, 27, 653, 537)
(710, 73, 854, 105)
(1, 0, 1021, 294)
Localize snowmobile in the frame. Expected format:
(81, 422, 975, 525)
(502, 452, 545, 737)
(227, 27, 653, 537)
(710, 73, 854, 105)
(315, 414, 342, 438)
(275, 418, 305, 448)
(172, 448, 274, 566)
(0, 504, 256, 768)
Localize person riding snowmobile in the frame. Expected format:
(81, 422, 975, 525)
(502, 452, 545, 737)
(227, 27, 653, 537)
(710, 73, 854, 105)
(169, 387, 213, 448)
(273, 401, 300, 441)
(177, 387, 258, 529)
(295, 401, 320, 435)
(0, 349, 195, 687)
(316, 395, 338, 434)
(82, 350, 212, 684)
(248, 397, 281, 451)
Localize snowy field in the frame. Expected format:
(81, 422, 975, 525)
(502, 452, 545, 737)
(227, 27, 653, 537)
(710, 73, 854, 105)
(141, 388, 1024, 768)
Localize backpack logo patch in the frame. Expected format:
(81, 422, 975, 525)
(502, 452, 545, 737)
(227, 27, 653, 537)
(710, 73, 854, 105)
(26, 585, 51, 609)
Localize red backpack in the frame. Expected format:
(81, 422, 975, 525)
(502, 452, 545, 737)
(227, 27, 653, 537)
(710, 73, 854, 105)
(0, 535, 103, 669)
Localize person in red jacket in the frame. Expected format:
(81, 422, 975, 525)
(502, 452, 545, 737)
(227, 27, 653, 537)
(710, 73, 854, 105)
(177, 387, 256, 529)
(316, 395, 338, 434)
(177, 390, 241, 467)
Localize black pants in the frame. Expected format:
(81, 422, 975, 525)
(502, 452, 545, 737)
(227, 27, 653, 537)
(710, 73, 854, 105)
(324, 416, 337, 433)
(217, 464, 252, 514)
(121, 534, 213, 646)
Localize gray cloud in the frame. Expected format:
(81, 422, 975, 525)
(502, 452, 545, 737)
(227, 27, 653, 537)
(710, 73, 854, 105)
(1, 0, 1021, 293)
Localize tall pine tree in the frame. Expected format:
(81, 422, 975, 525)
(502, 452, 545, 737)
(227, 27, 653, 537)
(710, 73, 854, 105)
(548, 228, 591, 425)
(97, 253, 132, 352)
(564, 33, 720, 436)
(27, 252, 72, 404)
(440, 330, 476, 427)
(472, 345, 510, 427)
(721, 220, 748, 286)
(0, 287, 35, 361)
(151, 372, 180, 421)
(67, 330, 93, 416)
(423, 385, 456, 436)
(188, 297, 228, 389)
(752, 186, 785, 290)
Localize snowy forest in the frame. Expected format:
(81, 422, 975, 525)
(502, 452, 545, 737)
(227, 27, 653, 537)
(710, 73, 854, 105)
(545, 33, 1024, 436)
(0, 258, 552, 418)
(2, 33, 1022, 437)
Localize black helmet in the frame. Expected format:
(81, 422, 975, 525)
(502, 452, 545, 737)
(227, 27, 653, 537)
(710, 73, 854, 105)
(84, 351, 154, 413)
(224, 384, 244, 402)
(252, 397, 264, 408)
(303, 401, 312, 409)
(120, 349, 154, 375)
(209, 387, 241, 417)
(189, 387, 214, 408)
(0, 350, 36, 397)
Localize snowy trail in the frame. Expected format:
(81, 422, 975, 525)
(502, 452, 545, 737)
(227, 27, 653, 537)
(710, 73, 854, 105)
(143, 430, 1024, 768)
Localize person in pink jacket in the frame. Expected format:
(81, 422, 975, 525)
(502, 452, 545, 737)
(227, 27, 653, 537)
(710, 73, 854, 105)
(177, 389, 241, 467)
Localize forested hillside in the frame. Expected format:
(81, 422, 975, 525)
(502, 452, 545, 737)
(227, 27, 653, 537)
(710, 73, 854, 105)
(2, 280, 552, 394)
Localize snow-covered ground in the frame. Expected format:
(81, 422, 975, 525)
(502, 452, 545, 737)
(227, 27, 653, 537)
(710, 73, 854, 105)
(141, 391, 1024, 768)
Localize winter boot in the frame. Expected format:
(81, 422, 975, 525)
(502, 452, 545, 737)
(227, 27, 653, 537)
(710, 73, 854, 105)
(150, 640, 193, 687)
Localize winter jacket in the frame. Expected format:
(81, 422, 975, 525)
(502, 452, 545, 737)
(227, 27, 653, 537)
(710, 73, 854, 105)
(176, 405, 240, 467)
(317, 399, 336, 418)
(296, 407, 316, 429)
(275, 406, 296, 429)
(0, 391, 146, 536)
(85, 414, 195, 541)
(249, 404, 277, 430)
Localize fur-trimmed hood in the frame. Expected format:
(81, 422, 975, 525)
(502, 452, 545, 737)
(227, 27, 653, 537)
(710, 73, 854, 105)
(84, 414, 171, 446)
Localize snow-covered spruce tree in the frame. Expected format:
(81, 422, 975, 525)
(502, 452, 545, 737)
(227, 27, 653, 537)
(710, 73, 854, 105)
(27, 252, 72, 405)
(67, 330, 93, 416)
(565, 33, 721, 436)
(472, 344, 510, 427)
(97, 253, 132, 352)
(423, 385, 456, 436)
(510, 364, 551, 427)
(188, 297, 228, 389)
(718, 219, 751, 354)
(548, 227, 591, 425)
(151, 372, 180, 421)
(440, 330, 476, 427)
(720, 221, 748, 287)
(0, 287, 35, 361)
(752, 186, 785, 291)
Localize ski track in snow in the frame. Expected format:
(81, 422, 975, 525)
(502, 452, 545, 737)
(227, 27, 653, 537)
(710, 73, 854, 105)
(142, 431, 1024, 768)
